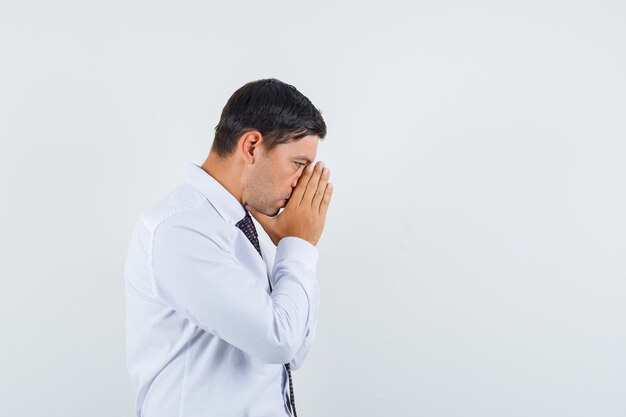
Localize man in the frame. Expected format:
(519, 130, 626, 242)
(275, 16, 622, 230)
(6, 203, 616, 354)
(124, 78, 333, 417)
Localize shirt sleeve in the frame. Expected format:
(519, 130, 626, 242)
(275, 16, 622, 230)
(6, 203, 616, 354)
(288, 311, 318, 370)
(151, 211, 320, 365)
(271, 237, 321, 370)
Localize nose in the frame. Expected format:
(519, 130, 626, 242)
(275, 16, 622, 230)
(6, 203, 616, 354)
(291, 176, 298, 188)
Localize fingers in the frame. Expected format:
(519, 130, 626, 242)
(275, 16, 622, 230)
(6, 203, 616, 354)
(289, 162, 315, 205)
(319, 182, 333, 217)
(312, 167, 330, 209)
(301, 161, 325, 206)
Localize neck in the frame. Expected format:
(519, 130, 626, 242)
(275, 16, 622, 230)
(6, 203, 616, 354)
(200, 151, 245, 204)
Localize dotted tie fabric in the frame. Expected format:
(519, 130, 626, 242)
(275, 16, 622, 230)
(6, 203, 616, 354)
(236, 211, 299, 417)
(235, 210, 263, 258)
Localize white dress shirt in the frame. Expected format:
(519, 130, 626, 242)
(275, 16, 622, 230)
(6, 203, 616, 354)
(124, 164, 320, 417)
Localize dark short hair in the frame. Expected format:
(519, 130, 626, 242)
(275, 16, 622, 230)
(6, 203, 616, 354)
(212, 78, 327, 157)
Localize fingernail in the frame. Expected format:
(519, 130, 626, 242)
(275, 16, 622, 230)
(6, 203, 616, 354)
(323, 167, 329, 176)
(308, 164, 314, 172)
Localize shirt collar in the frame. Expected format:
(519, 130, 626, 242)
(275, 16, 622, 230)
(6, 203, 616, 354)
(185, 163, 245, 225)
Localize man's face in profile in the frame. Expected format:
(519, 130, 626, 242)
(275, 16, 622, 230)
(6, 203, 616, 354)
(245, 135, 319, 217)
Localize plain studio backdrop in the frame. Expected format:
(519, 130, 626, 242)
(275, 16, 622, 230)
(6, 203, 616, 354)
(1, 1, 624, 416)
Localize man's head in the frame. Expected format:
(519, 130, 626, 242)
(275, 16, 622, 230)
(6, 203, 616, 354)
(210, 79, 326, 217)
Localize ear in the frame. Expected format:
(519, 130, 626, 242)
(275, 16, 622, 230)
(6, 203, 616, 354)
(237, 130, 264, 165)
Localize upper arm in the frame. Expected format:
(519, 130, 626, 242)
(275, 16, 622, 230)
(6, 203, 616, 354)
(151, 211, 315, 364)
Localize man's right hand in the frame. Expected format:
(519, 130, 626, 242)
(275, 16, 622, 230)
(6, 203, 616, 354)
(247, 161, 333, 246)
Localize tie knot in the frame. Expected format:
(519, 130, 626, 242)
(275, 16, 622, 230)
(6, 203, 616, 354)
(236, 211, 256, 236)
(236, 211, 261, 256)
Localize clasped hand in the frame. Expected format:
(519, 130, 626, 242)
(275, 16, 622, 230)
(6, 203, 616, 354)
(247, 161, 333, 246)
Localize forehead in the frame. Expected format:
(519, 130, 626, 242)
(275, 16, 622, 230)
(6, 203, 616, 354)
(274, 135, 319, 161)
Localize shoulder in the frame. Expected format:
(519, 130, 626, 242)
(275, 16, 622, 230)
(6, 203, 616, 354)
(139, 183, 236, 253)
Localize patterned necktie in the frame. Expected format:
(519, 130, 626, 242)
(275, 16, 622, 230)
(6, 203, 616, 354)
(236, 211, 299, 417)
(235, 210, 263, 259)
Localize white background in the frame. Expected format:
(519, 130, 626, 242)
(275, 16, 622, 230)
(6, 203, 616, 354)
(1, 1, 625, 416)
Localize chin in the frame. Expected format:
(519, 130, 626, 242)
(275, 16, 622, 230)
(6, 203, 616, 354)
(271, 202, 286, 217)
(260, 205, 280, 217)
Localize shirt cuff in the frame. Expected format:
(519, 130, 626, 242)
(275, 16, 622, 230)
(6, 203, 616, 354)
(275, 237, 319, 270)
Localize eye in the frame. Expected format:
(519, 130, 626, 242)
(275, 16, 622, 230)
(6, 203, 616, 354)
(294, 162, 306, 169)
